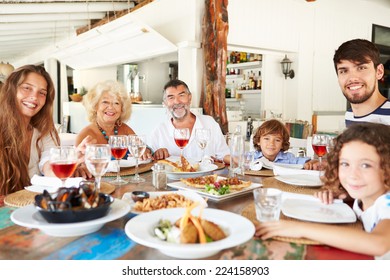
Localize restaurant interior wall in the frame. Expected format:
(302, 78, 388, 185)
(228, 0, 390, 128)
(16, 0, 389, 133)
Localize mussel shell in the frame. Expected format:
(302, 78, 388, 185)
(35, 193, 114, 223)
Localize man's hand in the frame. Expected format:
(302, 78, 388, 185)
(153, 148, 170, 160)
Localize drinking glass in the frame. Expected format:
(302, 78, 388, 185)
(173, 128, 190, 157)
(50, 146, 78, 188)
(84, 144, 111, 192)
(195, 128, 210, 163)
(253, 188, 282, 222)
(311, 134, 329, 171)
(128, 135, 147, 183)
(109, 135, 128, 185)
(326, 135, 336, 153)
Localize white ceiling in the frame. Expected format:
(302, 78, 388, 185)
(0, 0, 142, 65)
(1, 0, 390, 68)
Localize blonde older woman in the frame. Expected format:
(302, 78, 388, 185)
(74, 80, 152, 178)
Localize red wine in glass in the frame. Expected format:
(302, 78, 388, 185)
(312, 144, 327, 157)
(50, 146, 78, 188)
(111, 147, 127, 160)
(51, 162, 77, 179)
(173, 128, 190, 156)
(109, 135, 128, 185)
(311, 134, 329, 173)
(174, 138, 189, 149)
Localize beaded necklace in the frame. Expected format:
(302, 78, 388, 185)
(96, 122, 118, 141)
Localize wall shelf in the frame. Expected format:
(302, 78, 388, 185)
(227, 60, 262, 69)
(236, 89, 261, 94)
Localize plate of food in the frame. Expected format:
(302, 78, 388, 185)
(157, 156, 218, 180)
(168, 175, 262, 201)
(11, 198, 130, 237)
(121, 190, 208, 214)
(124, 207, 255, 259)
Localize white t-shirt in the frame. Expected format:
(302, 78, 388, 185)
(29, 128, 57, 178)
(148, 114, 229, 161)
(353, 192, 390, 259)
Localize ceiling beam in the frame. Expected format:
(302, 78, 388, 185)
(0, 20, 89, 31)
(0, 12, 106, 23)
(0, 2, 133, 14)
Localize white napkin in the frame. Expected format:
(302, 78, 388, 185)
(25, 175, 84, 193)
(249, 160, 263, 171)
(273, 164, 320, 177)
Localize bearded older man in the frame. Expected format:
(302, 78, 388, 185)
(148, 79, 230, 164)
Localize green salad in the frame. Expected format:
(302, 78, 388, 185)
(204, 181, 230, 195)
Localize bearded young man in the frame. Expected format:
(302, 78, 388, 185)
(148, 79, 229, 164)
(333, 39, 390, 127)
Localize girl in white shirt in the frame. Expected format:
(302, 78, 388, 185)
(255, 123, 390, 258)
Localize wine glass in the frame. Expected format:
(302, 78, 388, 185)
(173, 128, 190, 157)
(84, 144, 111, 192)
(327, 135, 336, 153)
(50, 146, 78, 188)
(195, 128, 210, 163)
(311, 134, 329, 172)
(109, 135, 128, 185)
(127, 135, 147, 183)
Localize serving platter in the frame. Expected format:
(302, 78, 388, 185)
(167, 176, 262, 201)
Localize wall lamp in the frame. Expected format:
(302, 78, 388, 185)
(280, 55, 295, 79)
(0, 61, 15, 82)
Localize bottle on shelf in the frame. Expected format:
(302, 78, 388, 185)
(231, 81, 236, 98)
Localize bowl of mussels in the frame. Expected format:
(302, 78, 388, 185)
(34, 181, 114, 223)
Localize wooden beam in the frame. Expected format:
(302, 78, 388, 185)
(201, 0, 229, 134)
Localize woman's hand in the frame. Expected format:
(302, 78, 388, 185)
(73, 163, 93, 179)
(73, 135, 95, 179)
(76, 135, 96, 164)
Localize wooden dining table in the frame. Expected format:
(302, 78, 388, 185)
(0, 165, 373, 260)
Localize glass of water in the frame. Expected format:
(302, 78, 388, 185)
(84, 144, 111, 192)
(253, 188, 282, 222)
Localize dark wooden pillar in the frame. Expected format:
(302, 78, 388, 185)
(200, 0, 229, 134)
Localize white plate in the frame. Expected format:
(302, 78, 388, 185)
(168, 176, 262, 201)
(282, 199, 357, 223)
(159, 164, 218, 180)
(275, 174, 323, 187)
(122, 190, 208, 214)
(107, 158, 152, 172)
(10, 199, 130, 237)
(273, 163, 304, 169)
(124, 208, 255, 259)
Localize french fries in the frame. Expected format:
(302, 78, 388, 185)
(158, 155, 199, 172)
(134, 193, 195, 212)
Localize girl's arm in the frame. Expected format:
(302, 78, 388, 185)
(255, 219, 390, 257)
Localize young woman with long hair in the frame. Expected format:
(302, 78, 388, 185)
(0, 65, 60, 195)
